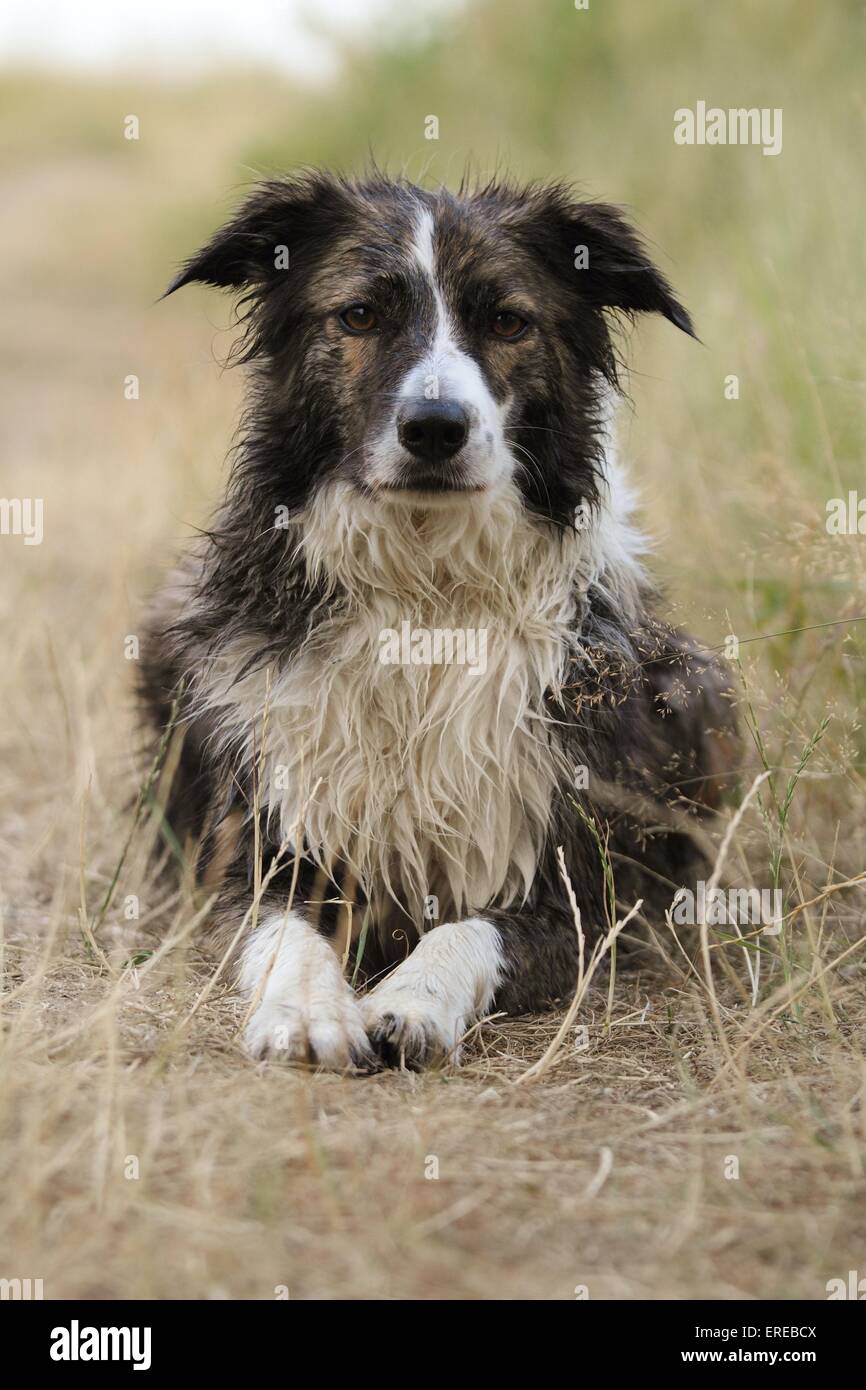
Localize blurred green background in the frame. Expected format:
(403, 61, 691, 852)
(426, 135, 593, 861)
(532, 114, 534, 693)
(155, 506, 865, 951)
(1, 0, 864, 684)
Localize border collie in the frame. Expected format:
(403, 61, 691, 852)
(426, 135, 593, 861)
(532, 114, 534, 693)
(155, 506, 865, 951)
(142, 173, 737, 1070)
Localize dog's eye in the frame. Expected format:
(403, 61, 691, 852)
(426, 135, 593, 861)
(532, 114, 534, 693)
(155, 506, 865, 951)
(339, 304, 378, 334)
(491, 310, 529, 341)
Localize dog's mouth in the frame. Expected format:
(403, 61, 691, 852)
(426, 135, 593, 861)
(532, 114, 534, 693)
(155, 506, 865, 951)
(382, 476, 485, 496)
(377, 457, 485, 497)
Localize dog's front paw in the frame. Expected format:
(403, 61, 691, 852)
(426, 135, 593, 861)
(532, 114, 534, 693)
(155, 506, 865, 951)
(245, 985, 370, 1069)
(241, 913, 371, 1070)
(361, 994, 465, 1070)
(360, 918, 504, 1070)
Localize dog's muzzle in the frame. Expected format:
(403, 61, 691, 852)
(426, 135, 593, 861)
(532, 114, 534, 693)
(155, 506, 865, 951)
(394, 400, 470, 488)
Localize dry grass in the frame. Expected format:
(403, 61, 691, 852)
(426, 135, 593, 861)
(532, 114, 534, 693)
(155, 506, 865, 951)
(1, 2, 865, 1300)
(4, 937, 866, 1299)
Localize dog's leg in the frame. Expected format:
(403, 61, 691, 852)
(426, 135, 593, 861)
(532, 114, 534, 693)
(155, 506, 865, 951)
(361, 904, 594, 1068)
(360, 917, 507, 1068)
(236, 888, 371, 1069)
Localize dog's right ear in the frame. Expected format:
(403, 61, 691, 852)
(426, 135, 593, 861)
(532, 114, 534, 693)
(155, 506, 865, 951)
(162, 197, 270, 296)
(162, 174, 349, 297)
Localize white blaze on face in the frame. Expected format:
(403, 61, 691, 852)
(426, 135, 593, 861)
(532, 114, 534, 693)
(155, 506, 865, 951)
(364, 206, 514, 493)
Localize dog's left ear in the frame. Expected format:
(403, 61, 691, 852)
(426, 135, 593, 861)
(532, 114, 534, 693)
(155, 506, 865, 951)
(162, 174, 350, 297)
(524, 193, 696, 338)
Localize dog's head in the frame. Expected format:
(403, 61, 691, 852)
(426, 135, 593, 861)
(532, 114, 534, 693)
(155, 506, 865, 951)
(166, 172, 694, 527)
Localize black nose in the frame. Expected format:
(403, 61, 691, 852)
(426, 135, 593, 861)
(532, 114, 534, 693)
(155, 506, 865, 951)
(397, 401, 469, 463)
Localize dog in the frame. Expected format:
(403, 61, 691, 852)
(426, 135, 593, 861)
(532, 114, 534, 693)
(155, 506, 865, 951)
(141, 172, 737, 1070)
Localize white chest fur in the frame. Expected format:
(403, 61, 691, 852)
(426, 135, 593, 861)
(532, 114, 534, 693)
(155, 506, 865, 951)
(199, 478, 641, 926)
